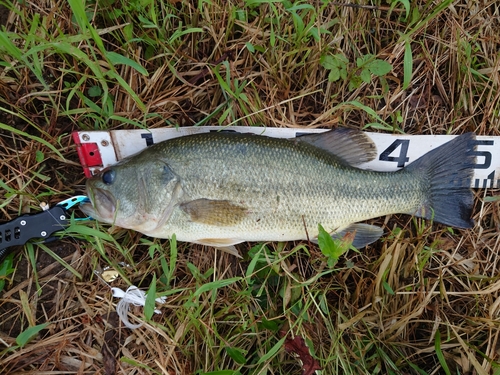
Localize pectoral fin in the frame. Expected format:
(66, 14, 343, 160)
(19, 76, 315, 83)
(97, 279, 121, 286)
(332, 223, 384, 248)
(180, 199, 248, 226)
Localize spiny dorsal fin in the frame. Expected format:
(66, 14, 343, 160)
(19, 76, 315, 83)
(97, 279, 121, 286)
(180, 199, 248, 226)
(297, 128, 377, 165)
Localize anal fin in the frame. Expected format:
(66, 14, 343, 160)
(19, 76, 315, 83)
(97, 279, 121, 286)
(332, 223, 384, 248)
(196, 238, 243, 258)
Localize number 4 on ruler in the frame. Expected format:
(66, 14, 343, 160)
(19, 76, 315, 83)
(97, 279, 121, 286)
(379, 139, 410, 168)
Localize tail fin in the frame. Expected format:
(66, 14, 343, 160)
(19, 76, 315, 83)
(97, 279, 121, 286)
(405, 133, 476, 228)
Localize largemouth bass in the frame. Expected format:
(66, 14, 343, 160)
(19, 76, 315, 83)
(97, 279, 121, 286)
(80, 129, 476, 249)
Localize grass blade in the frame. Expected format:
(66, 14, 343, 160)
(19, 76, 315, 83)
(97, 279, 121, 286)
(435, 330, 451, 375)
(403, 40, 413, 89)
(16, 323, 50, 348)
(144, 273, 157, 320)
(192, 277, 242, 298)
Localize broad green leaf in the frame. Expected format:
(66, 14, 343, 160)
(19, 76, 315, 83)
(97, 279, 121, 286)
(259, 318, 281, 331)
(336, 54, 349, 64)
(320, 54, 335, 70)
(309, 27, 320, 41)
(35, 150, 44, 163)
(367, 59, 392, 76)
(340, 66, 348, 80)
(410, 6, 421, 25)
(16, 323, 49, 347)
(317, 224, 352, 260)
(317, 223, 337, 258)
(328, 67, 340, 82)
(356, 54, 373, 67)
(0, 253, 14, 293)
(403, 41, 413, 89)
(360, 68, 371, 83)
(245, 42, 255, 53)
(160, 257, 170, 283)
(225, 346, 247, 364)
(399, 0, 411, 18)
(88, 85, 102, 97)
(382, 280, 395, 295)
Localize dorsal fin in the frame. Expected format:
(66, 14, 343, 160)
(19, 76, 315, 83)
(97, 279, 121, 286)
(297, 128, 377, 165)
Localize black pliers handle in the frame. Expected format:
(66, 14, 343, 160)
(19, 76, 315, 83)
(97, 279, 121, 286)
(0, 196, 90, 262)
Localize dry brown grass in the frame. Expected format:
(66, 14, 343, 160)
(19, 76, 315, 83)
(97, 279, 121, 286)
(0, 0, 499, 374)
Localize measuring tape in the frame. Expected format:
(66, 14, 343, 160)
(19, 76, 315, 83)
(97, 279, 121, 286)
(72, 127, 499, 189)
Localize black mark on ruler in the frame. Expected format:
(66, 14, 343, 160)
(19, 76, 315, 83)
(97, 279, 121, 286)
(379, 139, 410, 168)
(471, 140, 494, 169)
(141, 133, 154, 146)
(474, 170, 496, 188)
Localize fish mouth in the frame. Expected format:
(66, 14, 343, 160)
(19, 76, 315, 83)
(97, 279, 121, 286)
(81, 186, 117, 223)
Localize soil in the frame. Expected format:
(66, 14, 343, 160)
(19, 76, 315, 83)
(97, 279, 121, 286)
(0, 4, 9, 27)
(0, 243, 78, 337)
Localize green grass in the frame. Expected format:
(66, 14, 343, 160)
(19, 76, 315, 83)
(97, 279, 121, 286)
(0, 0, 499, 374)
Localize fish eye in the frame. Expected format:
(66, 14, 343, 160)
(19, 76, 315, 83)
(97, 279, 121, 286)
(102, 169, 116, 185)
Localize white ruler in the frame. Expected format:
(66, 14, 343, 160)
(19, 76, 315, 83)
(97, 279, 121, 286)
(72, 127, 500, 189)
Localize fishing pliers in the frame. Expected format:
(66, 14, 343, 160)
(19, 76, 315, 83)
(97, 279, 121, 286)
(0, 196, 90, 262)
